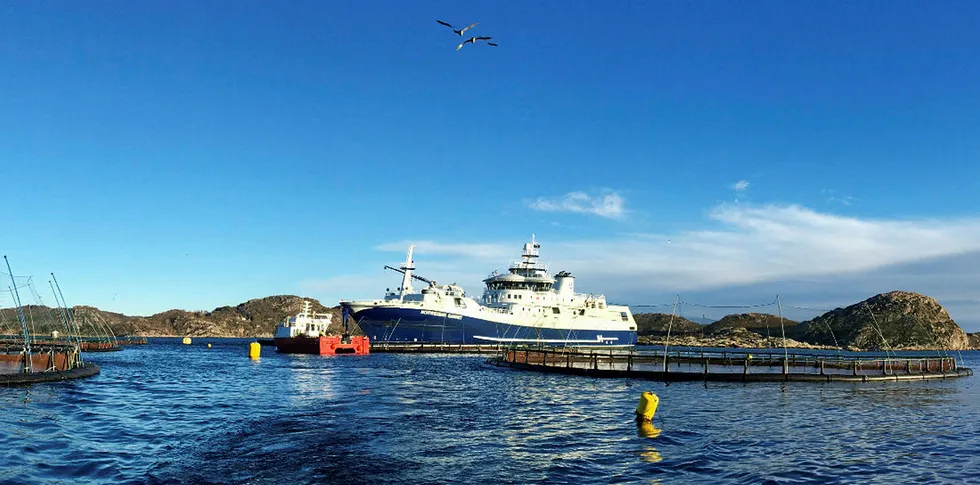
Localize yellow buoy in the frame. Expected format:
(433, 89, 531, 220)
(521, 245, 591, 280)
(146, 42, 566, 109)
(207, 343, 212, 348)
(249, 341, 261, 359)
(182, 337, 192, 345)
(635, 391, 659, 422)
(637, 421, 663, 439)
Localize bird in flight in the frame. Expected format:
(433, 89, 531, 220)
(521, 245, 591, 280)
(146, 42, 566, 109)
(456, 36, 493, 51)
(437, 19, 477, 36)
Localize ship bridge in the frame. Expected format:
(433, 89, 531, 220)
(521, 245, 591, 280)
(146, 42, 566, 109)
(482, 235, 556, 292)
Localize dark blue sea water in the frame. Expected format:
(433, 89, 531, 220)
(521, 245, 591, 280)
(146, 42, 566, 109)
(2, 339, 979, 484)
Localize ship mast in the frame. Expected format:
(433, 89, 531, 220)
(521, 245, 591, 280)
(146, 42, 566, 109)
(399, 245, 415, 300)
(4, 256, 32, 373)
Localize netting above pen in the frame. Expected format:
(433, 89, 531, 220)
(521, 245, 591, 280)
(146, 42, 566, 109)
(0, 274, 117, 346)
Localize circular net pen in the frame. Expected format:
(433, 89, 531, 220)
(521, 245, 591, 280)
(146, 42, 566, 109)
(0, 259, 101, 385)
(487, 347, 972, 383)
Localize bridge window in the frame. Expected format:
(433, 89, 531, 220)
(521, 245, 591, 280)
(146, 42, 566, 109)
(620, 311, 628, 321)
(552, 307, 560, 314)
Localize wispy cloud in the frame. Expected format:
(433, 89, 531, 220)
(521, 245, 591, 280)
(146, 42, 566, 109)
(821, 188, 861, 206)
(732, 180, 750, 192)
(828, 196, 860, 206)
(374, 241, 514, 262)
(376, 203, 980, 289)
(298, 274, 387, 303)
(360, 203, 980, 326)
(527, 190, 626, 219)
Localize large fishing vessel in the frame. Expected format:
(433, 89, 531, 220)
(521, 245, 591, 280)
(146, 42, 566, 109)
(340, 236, 637, 347)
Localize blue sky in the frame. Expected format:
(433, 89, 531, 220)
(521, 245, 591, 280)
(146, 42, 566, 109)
(2, 1, 979, 329)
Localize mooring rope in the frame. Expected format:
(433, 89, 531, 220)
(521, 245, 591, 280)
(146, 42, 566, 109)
(680, 299, 778, 309)
(662, 295, 679, 373)
(776, 295, 789, 370)
(863, 302, 895, 362)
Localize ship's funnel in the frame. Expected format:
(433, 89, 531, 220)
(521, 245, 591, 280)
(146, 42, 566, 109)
(554, 271, 575, 300)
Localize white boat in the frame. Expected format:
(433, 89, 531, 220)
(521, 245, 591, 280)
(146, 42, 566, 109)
(340, 236, 637, 347)
(273, 301, 336, 354)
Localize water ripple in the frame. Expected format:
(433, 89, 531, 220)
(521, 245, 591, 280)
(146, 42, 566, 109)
(1, 340, 978, 484)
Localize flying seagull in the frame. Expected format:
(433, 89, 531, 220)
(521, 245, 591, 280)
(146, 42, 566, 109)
(437, 19, 477, 36)
(456, 36, 492, 51)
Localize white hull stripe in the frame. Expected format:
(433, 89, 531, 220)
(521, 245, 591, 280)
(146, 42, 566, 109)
(473, 335, 619, 343)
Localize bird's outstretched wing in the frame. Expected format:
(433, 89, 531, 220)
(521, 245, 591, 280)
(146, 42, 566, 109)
(437, 19, 453, 28)
(456, 38, 474, 50)
(487, 42, 498, 46)
(475, 36, 492, 41)
(460, 22, 477, 34)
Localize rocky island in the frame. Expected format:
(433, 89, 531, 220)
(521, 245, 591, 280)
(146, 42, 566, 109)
(2, 290, 978, 350)
(1, 296, 350, 339)
(636, 291, 977, 351)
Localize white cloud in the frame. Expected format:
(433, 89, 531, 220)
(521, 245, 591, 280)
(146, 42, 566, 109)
(821, 188, 861, 206)
(361, 203, 980, 327)
(298, 274, 385, 304)
(376, 204, 980, 290)
(527, 191, 626, 219)
(732, 180, 750, 192)
(374, 241, 514, 262)
(828, 195, 860, 206)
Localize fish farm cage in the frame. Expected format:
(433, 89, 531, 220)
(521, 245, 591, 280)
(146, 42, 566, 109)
(0, 256, 104, 385)
(487, 347, 972, 383)
(0, 341, 99, 385)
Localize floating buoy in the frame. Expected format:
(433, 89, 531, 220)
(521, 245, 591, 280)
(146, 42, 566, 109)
(182, 337, 192, 345)
(635, 391, 659, 422)
(249, 342, 261, 359)
(207, 343, 212, 348)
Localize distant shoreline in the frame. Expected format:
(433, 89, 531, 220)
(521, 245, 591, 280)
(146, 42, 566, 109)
(114, 335, 979, 352)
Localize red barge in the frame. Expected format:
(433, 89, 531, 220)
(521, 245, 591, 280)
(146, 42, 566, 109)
(273, 301, 369, 356)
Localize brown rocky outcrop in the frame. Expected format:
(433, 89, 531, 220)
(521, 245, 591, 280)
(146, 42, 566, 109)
(797, 291, 970, 350)
(638, 326, 833, 349)
(0, 296, 347, 338)
(969, 333, 980, 350)
(705, 312, 800, 336)
(633, 313, 703, 336)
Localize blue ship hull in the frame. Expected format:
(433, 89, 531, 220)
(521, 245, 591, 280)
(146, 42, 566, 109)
(350, 306, 636, 346)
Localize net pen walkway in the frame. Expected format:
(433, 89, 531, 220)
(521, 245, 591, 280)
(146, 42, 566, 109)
(486, 347, 973, 383)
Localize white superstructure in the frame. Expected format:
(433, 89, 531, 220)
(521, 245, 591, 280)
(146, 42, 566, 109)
(273, 300, 334, 339)
(341, 235, 637, 346)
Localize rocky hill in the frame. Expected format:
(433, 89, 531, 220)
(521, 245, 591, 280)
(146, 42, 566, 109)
(639, 326, 834, 350)
(797, 291, 970, 350)
(705, 312, 800, 336)
(633, 313, 703, 336)
(3, 291, 973, 347)
(0, 296, 349, 338)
